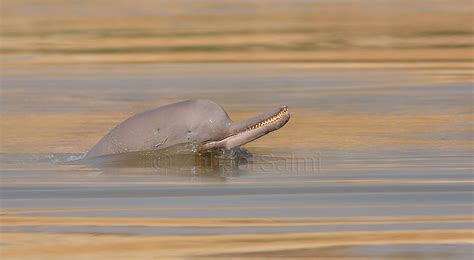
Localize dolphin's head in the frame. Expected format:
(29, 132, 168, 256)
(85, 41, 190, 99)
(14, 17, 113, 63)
(187, 100, 290, 151)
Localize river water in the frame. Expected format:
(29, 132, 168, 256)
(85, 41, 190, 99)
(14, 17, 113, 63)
(1, 64, 473, 258)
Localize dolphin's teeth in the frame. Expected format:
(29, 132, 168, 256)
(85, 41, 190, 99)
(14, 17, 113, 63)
(246, 106, 288, 131)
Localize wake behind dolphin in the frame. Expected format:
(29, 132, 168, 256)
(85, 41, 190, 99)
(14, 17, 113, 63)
(85, 99, 290, 158)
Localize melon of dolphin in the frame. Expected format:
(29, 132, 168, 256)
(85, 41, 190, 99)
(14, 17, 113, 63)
(85, 99, 290, 158)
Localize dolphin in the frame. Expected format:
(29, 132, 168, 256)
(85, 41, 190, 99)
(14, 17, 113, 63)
(85, 99, 290, 158)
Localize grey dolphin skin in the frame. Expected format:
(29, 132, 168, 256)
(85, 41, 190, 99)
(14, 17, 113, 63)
(85, 99, 290, 158)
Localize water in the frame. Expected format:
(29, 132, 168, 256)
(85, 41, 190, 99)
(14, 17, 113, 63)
(1, 64, 473, 258)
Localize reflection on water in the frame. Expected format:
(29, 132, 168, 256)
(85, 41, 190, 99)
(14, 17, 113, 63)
(212, 244, 474, 259)
(1, 0, 473, 257)
(1, 64, 473, 258)
(81, 144, 251, 175)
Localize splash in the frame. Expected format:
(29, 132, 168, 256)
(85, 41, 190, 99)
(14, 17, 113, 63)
(0, 152, 86, 165)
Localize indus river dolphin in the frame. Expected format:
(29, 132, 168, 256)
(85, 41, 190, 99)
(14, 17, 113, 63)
(85, 99, 290, 158)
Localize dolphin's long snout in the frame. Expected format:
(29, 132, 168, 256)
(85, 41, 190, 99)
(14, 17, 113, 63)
(201, 106, 290, 150)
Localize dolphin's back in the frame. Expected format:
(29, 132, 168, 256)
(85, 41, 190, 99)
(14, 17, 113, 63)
(85, 100, 231, 158)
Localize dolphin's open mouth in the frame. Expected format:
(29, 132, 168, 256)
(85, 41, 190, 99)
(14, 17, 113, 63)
(201, 106, 290, 150)
(246, 106, 289, 130)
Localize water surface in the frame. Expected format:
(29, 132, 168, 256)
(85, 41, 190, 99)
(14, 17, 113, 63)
(1, 64, 473, 258)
